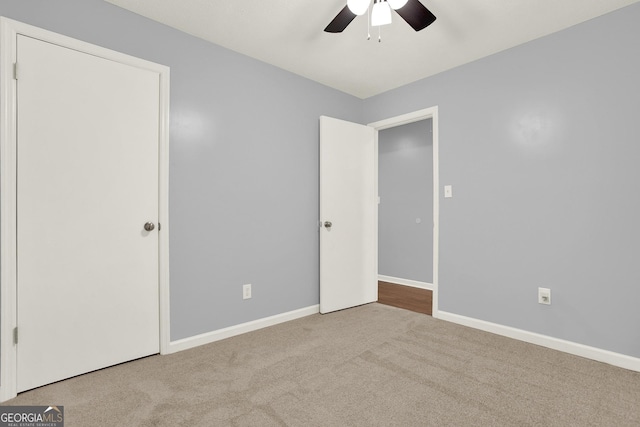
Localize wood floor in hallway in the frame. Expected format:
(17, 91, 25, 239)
(377, 281, 432, 315)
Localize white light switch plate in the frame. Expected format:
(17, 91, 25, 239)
(444, 185, 453, 198)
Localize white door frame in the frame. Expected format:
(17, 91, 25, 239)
(368, 106, 440, 316)
(0, 17, 171, 402)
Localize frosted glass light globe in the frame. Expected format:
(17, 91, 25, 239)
(388, 0, 408, 10)
(371, 1, 392, 26)
(347, 0, 370, 16)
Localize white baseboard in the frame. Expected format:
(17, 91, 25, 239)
(166, 305, 320, 354)
(378, 274, 433, 290)
(438, 311, 640, 373)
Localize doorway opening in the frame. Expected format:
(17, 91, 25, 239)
(369, 107, 439, 316)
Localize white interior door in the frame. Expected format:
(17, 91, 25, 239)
(16, 34, 160, 392)
(319, 116, 377, 314)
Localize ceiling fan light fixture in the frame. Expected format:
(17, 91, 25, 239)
(347, 0, 370, 16)
(371, 1, 392, 26)
(387, 0, 408, 10)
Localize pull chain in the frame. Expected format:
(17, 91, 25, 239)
(367, 3, 371, 40)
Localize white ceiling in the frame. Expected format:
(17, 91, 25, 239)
(105, 0, 639, 99)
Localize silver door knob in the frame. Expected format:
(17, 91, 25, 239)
(144, 222, 155, 231)
(324, 221, 332, 229)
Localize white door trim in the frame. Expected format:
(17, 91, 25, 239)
(368, 106, 440, 317)
(0, 17, 171, 402)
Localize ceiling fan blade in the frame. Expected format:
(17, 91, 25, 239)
(395, 0, 436, 31)
(324, 5, 357, 33)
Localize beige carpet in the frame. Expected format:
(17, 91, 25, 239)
(4, 303, 640, 426)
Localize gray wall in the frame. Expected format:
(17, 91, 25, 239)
(364, 3, 640, 358)
(378, 120, 433, 283)
(0, 0, 363, 340)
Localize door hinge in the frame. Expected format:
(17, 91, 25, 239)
(13, 63, 18, 80)
(13, 327, 18, 345)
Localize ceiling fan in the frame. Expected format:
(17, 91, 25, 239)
(324, 0, 436, 33)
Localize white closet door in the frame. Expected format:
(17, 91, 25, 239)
(16, 34, 160, 392)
